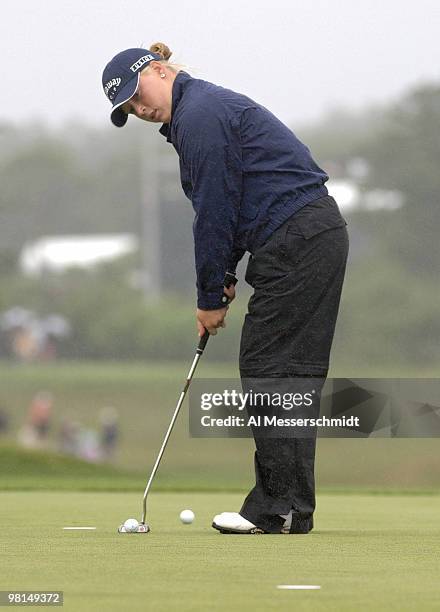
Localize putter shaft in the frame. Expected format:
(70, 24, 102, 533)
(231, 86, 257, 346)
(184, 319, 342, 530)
(141, 330, 210, 524)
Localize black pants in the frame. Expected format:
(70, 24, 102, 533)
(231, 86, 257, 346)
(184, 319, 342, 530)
(238, 195, 349, 533)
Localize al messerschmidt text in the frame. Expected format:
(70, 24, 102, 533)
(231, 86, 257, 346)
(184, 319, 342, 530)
(200, 415, 360, 428)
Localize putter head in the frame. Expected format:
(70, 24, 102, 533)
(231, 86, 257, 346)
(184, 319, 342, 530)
(118, 523, 150, 534)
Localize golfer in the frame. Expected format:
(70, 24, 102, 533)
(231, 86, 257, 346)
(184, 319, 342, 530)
(102, 43, 349, 534)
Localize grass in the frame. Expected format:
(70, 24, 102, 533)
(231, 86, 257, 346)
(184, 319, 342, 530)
(1, 491, 439, 611)
(0, 445, 252, 492)
(0, 444, 144, 491)
(1, 390, 439, 611)
(1, 445, 439, 496)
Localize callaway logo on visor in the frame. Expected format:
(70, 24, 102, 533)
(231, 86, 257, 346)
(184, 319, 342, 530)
(104, 78, 122, 102)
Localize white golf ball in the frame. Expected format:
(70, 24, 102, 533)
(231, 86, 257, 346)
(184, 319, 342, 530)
(180, 509, 195, 524)
(123, 518, 139, 532)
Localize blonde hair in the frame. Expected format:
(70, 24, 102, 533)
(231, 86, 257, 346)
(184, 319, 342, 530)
(141, 42, 192, 75)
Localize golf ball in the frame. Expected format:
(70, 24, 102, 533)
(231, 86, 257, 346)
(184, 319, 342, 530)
(123, 518, 139, 532)
(180, 509, 195, 524)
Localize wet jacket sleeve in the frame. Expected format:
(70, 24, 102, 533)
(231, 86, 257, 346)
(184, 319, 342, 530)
(184, 105, 243, 310)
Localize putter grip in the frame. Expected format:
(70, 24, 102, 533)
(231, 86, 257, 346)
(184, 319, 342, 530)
(197, 273, 238, 351)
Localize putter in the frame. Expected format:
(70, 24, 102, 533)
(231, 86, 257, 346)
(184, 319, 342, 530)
(118, 275, 237, 533)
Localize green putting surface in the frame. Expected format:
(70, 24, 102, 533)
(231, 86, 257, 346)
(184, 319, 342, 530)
(1, 491, 439, 611)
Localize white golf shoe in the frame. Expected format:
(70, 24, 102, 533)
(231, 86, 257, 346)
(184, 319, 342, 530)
(212, 512, 265, 534)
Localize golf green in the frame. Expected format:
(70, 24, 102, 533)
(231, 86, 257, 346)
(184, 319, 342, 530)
(1, 492, 439, 611)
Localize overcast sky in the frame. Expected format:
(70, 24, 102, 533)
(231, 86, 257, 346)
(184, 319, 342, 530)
(2, 0, 439, 129)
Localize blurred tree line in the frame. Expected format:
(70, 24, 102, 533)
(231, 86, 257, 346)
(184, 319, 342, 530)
(0, 80, 439, 365)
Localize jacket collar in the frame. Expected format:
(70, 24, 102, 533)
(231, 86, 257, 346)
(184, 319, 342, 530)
(159, 71, 193, 143)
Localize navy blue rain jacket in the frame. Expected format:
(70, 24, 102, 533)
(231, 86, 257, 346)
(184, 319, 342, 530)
(159, 71, 329, 310)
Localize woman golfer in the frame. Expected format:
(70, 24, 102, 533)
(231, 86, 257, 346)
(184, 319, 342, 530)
(102, 43, 349, 534)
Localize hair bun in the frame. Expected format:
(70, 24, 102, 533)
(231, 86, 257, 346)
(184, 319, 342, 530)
(149, 42, 172, 61)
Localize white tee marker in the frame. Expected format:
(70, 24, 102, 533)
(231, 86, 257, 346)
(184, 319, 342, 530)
(63, 527, 97, 530)
(277, 585, 321, 590)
